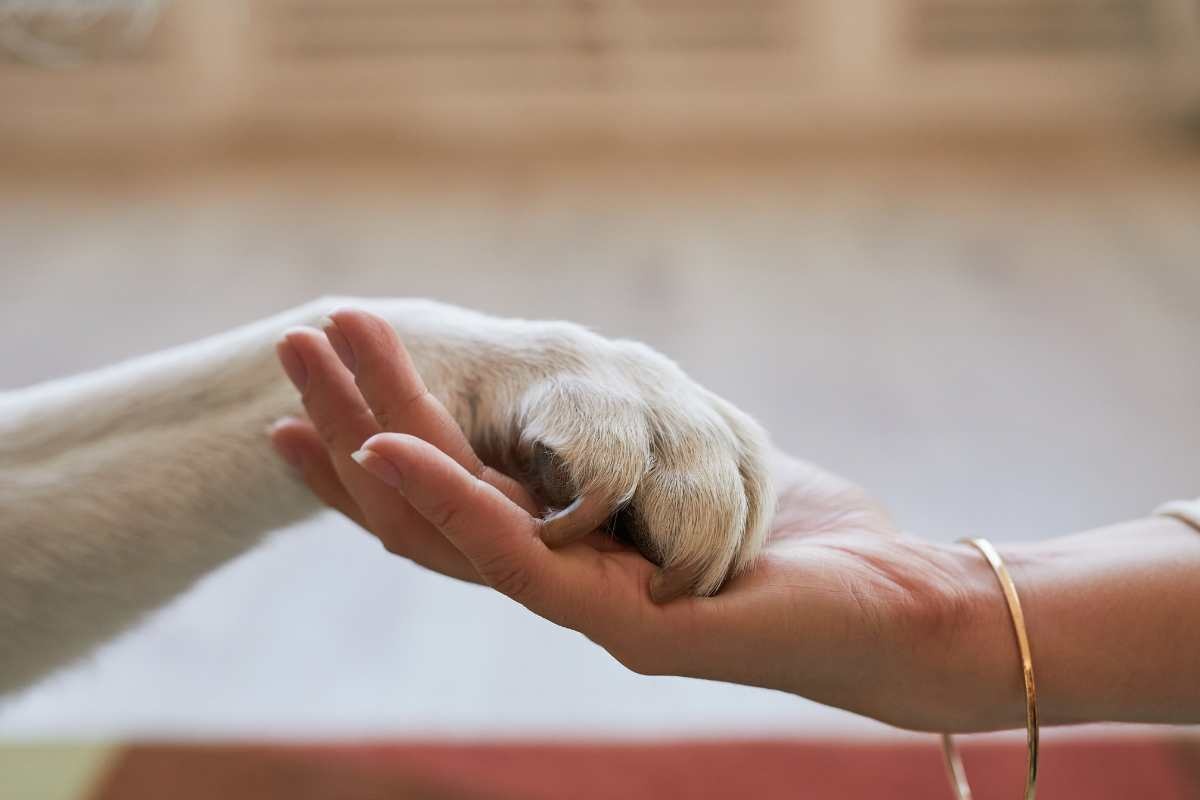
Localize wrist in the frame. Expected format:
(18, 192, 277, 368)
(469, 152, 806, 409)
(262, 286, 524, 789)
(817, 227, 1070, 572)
(933, 517, 1200, 731)
(906, 540, 1034, 733)
(847, 538, 1032, 733)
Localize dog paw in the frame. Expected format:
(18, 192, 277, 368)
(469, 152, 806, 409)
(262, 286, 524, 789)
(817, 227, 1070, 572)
(486, 330, 775, 599)
(335, 298, 776, 598)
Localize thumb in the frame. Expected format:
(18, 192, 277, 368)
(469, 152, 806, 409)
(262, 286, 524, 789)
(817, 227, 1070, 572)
(353, 433, 557, 606)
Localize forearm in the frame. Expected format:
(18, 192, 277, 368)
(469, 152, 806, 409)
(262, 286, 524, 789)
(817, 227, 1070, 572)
(0, 296, 514, 694)
(0, 302, 332, 693)
(949, 515, 1200, 730)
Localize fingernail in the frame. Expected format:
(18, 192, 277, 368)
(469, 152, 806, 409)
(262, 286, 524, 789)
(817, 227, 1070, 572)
(322, 316, 357, 374)
(276, 337, 308, 391)
(352, 448, 404, 491)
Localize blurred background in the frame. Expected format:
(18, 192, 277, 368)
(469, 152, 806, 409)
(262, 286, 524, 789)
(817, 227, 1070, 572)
(1, 1, 1199, 798)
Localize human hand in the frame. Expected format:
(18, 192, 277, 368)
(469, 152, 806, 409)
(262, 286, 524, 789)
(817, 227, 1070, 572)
(271, 304, 773, 596)
(349, 434, 1011, 732)
(270, 310, 533, 584)
(272, 310, 1012, 732)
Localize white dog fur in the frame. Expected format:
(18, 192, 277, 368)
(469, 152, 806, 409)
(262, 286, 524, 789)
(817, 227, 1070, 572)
(0, 298, 773, 695)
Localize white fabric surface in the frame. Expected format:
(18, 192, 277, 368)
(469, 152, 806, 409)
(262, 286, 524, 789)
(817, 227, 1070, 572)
(1155, 499, 1200, 533)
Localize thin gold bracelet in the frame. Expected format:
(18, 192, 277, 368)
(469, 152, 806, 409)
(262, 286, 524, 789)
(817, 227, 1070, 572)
(941, 537, 1039, 800)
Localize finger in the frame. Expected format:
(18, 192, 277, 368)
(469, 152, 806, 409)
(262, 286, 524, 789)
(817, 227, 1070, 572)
(323, 309, 481, 474)
(269, 417, 368, 528)
(355, 432, 576, 612)
(279, 328, 468, 569)
(325, 308, 537, 514)
(280, 326, 424, 524)
(278, 328, 380, 459)
(358, 434, 696, 672)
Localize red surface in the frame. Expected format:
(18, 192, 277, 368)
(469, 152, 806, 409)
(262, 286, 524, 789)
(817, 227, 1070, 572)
(90, 735, 1200, 800)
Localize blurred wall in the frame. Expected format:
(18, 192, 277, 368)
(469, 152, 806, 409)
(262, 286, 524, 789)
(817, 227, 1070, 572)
(1, 0, 1199, 161)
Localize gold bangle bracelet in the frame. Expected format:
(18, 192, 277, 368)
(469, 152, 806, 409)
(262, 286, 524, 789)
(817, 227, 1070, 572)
(941, 537, 1039, 800)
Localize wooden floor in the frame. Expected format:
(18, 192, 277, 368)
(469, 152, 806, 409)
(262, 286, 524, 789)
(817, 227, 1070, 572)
(1, 151, 1198, 739)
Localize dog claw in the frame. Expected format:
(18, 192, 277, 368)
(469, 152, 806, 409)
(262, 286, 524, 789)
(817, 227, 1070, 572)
(540, 494, 612, 548)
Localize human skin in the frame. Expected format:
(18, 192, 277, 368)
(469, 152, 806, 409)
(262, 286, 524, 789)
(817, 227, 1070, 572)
(272, 308, 1200, 733)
